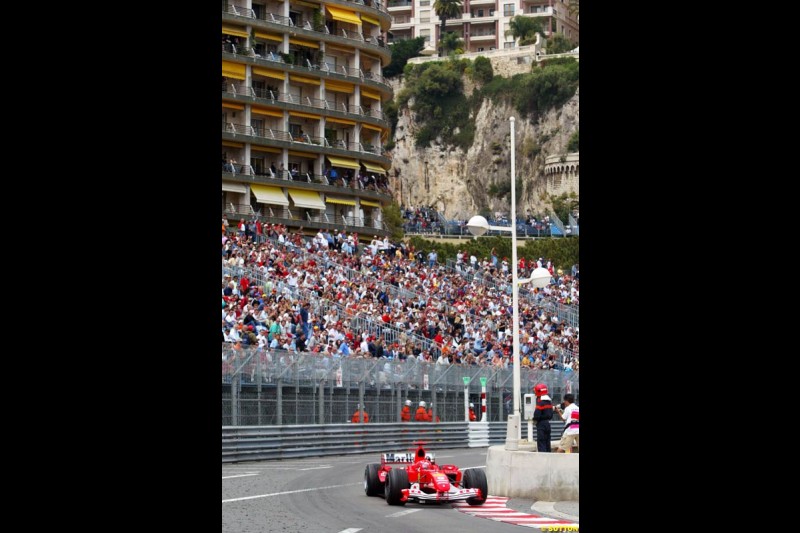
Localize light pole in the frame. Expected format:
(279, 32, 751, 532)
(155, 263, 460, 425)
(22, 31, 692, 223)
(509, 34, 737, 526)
(467, 117, 551, 451)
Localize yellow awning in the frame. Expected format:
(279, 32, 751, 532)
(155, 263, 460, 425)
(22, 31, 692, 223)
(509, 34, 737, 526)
(252, 67, 285, 80)
(289, 38, 319, 49)
(222, 181, 247, 194)
(222, 141, 244, 148)
(254, 31, 283, 42)
(361, 15, 380, 26)
(288, 189, 326, 210)
(222, 61, 246, 80)
(325, 80, 354, 94)
(325, 44, 352, 53)
(294, 0, 319, 8)
(325, 196, 356, 206)
(251, 184, 289, 206)
(251, 145, 282, 153)
(288, 150, 316, 157)
(360, 88, 381, 100)
(222, 102, 245, 110)
(326, 117, 356, 125)
(289, 111, 320, 120)
(222, 25, 249, 38)
(326, 156, 361, 170)
(251, 107, 283, 117)
(361, 162, 387, 174)
(289, 75, 321, 85)
(326, 6, 361, 25)
(361, 123, 382, 132)
(360, 199, 381, 208)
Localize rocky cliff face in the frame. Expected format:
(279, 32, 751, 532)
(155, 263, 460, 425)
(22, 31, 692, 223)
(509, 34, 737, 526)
(388, 71, 579, 221)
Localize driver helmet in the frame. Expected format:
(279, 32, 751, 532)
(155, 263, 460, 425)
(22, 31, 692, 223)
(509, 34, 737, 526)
(469, 403, 475, 408)
(533, 383, 549, 397)
(419, 401, 427, 408)
(405, 400, 412, 406)
(419, 460, 431, 470)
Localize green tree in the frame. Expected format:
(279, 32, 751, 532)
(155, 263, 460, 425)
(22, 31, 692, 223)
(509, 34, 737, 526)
(472, 56, 493, 83)
(505, 15, 544, 46)
(546, 33, 574, 54)
(566, 130, 579, 152)
(434, 0, 463, 56)
(440, 31, 464, 55)
(384, 36, 426, 78)
(382, 202, 405, 240)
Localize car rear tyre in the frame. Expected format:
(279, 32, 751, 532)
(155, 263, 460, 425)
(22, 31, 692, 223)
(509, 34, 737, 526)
(385, 467, 408, 506)
(463, 469, 488, 505)
(364, 463, 382, 496)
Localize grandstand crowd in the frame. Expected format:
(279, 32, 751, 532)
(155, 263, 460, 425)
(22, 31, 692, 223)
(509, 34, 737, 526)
(221, 218, 579, 374)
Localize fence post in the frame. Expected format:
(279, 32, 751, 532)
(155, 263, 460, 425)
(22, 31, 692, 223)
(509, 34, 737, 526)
(318, 380, 325, 425)
(358, 382, 365, 424)
(231, 371, 240, 426)
(257, 352, 263, 426)
(277, 378, 283, 425)
(480, 377, 488, 422)
(463, 376, 470, 421)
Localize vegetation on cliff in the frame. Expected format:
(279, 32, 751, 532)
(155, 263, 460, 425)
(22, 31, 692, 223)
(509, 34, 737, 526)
(398, 57, 579, 151)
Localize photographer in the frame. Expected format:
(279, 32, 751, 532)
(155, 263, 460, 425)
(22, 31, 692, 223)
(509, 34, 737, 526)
(554, 393, 579, 453)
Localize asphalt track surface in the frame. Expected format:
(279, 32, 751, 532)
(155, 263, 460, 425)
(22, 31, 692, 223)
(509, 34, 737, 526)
(222, 448, 546, 533)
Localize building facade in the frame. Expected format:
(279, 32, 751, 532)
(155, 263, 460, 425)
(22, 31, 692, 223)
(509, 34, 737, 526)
(387, 0, 578, 53)
(222, 1, 394, 235)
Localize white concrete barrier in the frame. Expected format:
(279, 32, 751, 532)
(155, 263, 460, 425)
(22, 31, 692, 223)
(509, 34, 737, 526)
(485, 445, 579, 500)
(467, 421, 490, 447)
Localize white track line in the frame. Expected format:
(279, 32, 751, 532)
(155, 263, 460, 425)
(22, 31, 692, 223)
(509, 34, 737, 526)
(222, 473, 259, 479)
(337, 529, 362, 533)
(386, 509, 421, 518)
(222, 482, 361, 503)
(299, 466, 333, 471)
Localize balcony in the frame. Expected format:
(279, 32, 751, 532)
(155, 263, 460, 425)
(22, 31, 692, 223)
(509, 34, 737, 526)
(388, 0, 412, 11)
(220, 166, 393, 205)
(221, 163, 390, 194)
(221, 49, 392, 94)
(222, 123, 392, 166)
(222, 83, 386, 123)
(469, 32, 497, 41)
(521, 6, 555, 18)
(469, 0, 497, 6)
(223, 202, 389, 233)
(222, 4, 392, 64)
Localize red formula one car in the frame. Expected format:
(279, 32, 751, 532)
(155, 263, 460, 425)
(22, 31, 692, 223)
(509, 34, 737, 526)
(364, 443, 488, 506)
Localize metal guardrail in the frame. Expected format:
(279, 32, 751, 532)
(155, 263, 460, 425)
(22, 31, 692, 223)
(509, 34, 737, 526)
(222, 420, 566, 462)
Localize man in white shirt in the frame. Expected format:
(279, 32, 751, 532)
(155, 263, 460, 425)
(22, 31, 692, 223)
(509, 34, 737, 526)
(555, 393, 579, 453)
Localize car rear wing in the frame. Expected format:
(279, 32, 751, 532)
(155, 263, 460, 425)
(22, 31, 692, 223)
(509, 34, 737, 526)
(381, 452, 435, 464)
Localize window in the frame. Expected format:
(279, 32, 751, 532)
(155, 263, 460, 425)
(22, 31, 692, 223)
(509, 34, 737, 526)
(420, 28, 431, 39)
(419, 10, 430, 23)
(289, 123, 303, 139)
(504, 42, 515, 49)
(503, 4, 514, 16)
(251, 157, 265, 175)
(477, 9, 484, 17)
(477, 47, 484, 52)
(420, 0, 430, 5)
(489, 9, 495, 16)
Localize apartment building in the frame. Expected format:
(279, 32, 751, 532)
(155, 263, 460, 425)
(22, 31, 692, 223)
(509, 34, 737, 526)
(222, 1, 394, 235)
(387, 0, 578, 53)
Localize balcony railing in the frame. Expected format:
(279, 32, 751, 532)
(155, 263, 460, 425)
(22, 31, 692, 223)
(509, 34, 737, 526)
(388, 0, 412, 7)
(223, 47, 389, 88)
(223, 123, 392, 157)
(223, 4, 389, 52)
(222, 85, 385, 121)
